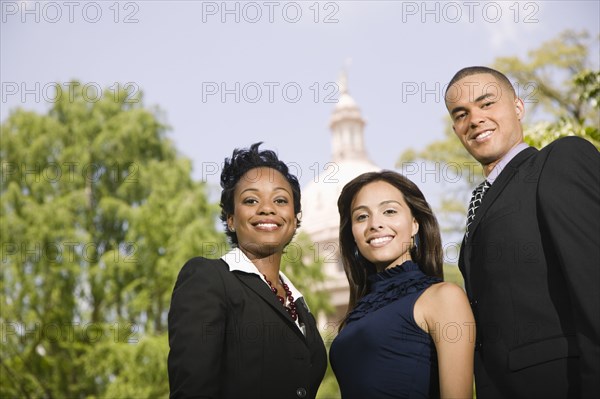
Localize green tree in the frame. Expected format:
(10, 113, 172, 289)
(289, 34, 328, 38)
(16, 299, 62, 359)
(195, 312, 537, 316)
(397, 30, 600, 246)
(282, 232, 333, 316)
(1, 82, 224, 397)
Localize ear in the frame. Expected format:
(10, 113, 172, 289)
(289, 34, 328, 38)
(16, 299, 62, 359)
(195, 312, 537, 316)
(515, 98, 525, 121)
(227, 214, 234, 231)
(411, 219, 419, 237)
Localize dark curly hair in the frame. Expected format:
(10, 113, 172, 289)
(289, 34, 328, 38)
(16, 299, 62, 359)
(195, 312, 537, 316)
(219, 142, 302, 246)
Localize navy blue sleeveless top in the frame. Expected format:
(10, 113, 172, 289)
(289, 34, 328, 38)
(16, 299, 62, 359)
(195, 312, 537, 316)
(330, 261, 442, 399)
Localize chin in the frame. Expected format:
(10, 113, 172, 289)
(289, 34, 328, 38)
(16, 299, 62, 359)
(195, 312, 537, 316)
(369, 257, 392, 268)
(473, 152, 496, 166)
(252, 242, 284, 254)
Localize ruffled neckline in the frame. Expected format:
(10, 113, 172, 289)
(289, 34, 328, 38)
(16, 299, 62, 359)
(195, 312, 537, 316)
(346, 261, 441, 324)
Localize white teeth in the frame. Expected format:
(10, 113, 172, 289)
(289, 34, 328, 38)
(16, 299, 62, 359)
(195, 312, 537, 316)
(475, 131, 492, 142)
(370, 236, 392, 245)
(256, 223, 277, 228)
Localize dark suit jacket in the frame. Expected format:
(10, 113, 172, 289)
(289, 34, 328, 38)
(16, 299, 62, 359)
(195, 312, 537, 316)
(167, 256, 327, 399)
(459, 137, 600, 398)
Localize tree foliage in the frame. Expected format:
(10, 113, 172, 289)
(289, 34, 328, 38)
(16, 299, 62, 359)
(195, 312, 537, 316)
(282, 232, 333, 316)
(0, 82, 224, 397)
(494, 30, 600, 148)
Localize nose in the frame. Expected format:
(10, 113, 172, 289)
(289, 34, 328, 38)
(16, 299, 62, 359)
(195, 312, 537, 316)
(258, 202, 275, 215)
(368, 214, 383, 231)
(469, 108, 486, 128)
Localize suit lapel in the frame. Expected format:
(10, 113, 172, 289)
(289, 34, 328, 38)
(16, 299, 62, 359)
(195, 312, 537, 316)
(296, 297, 324, 354)
(463, 147, 538, 283)
(234, 272, 307, 342)
(467, 147, 537, 241)
(295, 297, 314, 339)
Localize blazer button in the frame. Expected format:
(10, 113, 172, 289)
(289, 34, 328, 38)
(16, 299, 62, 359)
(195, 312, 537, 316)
(296, 387, 307, 398)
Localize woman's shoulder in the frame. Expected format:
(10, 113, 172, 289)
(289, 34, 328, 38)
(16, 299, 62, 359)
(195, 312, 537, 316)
(417, 282, 473, 328)
(417, 282, 471, 318)
(423, 281, 467, 300)
(182, 256, 228, 268)
(422, 282, 470, 309)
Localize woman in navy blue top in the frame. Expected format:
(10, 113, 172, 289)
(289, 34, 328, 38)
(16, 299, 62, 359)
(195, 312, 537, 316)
(330, 171, 475, 398)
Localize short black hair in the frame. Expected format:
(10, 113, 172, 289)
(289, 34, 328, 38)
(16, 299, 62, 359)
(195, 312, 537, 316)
(219, 142, 302, 246)
(445, 66, 516, 100)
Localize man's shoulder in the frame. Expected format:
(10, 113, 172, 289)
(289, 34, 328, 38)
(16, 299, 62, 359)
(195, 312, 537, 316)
(541, 136, 597, 156)
(505, 137, 597, 181)
(536, 137, 599, 183)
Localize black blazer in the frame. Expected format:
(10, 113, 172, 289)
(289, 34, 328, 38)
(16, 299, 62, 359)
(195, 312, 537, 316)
(167, 256, 327, 399)
(460, 137, 600, 398)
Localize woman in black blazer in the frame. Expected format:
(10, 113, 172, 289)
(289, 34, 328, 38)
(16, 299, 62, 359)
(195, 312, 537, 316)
(167, 142, 327, 399)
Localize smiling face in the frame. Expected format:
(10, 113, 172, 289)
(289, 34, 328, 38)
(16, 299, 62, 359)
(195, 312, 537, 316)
(227, 167, 297, 259)
(445, 73, 525, 175)
(351, 181, 419, 271)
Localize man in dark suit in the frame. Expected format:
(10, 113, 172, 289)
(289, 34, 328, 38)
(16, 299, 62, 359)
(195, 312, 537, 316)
(444, 66, 599, 398)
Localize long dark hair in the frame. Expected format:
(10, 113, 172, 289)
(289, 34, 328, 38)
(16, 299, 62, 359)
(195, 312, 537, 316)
(219, 142, 301, 246)
(337, 170, 443, 327)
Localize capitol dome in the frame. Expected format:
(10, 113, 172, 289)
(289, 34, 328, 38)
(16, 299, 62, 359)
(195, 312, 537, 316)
(301, 69, 380, 242)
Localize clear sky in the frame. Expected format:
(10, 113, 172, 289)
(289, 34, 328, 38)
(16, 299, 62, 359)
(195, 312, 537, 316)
(2, 0, 599, 197)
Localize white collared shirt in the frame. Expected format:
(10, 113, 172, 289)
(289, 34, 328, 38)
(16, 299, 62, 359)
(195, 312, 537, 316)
(221, 247, 306, 334)
(486, 142, 530, 185)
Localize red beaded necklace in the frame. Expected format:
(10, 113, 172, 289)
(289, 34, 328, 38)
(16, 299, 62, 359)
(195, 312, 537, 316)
(263, 274, 298, 321)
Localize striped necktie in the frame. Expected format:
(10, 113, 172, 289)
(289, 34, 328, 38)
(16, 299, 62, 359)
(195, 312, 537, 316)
(466, 180, 491, 238)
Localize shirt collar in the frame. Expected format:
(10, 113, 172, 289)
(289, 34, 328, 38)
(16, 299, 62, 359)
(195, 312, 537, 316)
(486, 142, 530, 184)
(221, 247, 304, 301)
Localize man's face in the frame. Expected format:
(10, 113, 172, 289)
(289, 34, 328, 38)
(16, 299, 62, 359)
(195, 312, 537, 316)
(445, 73, 525, 173)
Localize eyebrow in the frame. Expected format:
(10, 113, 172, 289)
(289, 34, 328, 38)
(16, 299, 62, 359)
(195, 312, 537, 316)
(449, 93, 496, 115)
(239, 187, 291, 196)
(351, 200, 402, 214)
